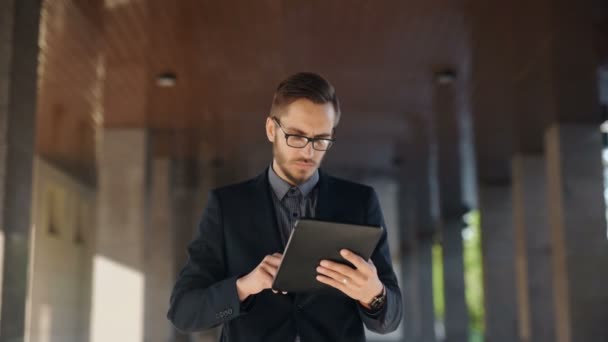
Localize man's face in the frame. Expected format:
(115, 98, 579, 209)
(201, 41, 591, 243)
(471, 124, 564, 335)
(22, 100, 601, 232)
(266, 98, 336, 185)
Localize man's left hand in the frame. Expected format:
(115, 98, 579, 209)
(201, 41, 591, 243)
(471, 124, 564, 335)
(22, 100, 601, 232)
(316, 249, 384, 309)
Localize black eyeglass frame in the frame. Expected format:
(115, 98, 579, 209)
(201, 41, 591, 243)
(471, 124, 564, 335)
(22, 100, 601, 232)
(271, 116, 336, 151)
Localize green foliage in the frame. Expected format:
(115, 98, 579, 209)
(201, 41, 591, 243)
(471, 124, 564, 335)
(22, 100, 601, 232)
(463, 210, 485, 338)
(432, 242, 445, 321)
(431, 210, 485, 342)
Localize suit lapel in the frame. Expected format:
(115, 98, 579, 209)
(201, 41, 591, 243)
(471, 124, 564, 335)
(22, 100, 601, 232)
(315, 169, 334, 221)
(251, 169, 284, 252)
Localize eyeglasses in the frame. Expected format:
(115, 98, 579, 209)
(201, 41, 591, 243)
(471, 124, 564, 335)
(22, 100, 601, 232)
(271, 117, 336, 151)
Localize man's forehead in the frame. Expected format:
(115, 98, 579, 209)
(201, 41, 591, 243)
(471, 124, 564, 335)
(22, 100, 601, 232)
(279, 115, 334, 136)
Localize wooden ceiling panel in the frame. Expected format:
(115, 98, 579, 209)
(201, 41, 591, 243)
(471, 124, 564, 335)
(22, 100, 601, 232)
(36, 0, 470, 171)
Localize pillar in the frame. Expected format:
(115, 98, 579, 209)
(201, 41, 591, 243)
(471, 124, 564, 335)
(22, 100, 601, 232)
(145, 158, 176, 342)
(90, 129, 150, 342)
(0, 0, 41, 341)
(512, 154, 555, 342)
(545, 124, 608, 341)
(397, 168, 420, 342)
(542, 0, 608, 338)
(434, 74, 470, 342)
(479, 185, 518, 342)
(440, 219, 469, 342)
(406, 120, 438, 342)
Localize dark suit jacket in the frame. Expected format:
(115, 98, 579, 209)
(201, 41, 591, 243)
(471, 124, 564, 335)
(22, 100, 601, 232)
(167, 168, 403, 341)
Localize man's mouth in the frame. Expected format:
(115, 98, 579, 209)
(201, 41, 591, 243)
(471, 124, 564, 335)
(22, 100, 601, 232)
(293, 160, 315, 167)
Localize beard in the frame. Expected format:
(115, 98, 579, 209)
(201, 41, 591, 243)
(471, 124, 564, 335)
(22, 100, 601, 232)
(272, 142, 322, 185)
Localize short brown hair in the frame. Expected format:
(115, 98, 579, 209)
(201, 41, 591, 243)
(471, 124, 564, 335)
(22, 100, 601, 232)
(270, 72, 341, 127)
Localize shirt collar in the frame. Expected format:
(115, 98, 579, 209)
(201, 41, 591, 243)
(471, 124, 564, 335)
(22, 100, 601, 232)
(267, 164, 319, 200)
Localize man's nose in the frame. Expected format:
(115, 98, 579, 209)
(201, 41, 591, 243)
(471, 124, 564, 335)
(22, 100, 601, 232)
(300, 142, 314, 158)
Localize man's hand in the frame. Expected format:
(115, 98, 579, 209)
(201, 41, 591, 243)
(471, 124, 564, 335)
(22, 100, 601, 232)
(236, 253, 286, 301)
(316, 249, 384, 309)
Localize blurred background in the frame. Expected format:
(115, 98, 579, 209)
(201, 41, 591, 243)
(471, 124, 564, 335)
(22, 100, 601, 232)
(1, 0, 608, 341)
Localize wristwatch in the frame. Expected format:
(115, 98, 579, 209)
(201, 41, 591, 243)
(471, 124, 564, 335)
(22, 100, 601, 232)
(367, 285, 387, 311)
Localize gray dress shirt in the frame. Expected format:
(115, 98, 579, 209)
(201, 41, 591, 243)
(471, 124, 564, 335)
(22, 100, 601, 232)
(267, 166, 319, 246)
(267, 166, 319, 341)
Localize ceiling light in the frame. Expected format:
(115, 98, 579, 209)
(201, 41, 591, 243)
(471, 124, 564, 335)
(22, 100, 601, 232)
(435, 69, 457, 85)
(156, 72, 177, 88)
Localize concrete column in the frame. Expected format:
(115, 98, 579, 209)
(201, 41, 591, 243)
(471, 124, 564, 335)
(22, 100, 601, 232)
(396, 167, 436, 342)
(541, 0, 608, 339)
(441, 219, 469, 342)
(512, 154, 555, 342)
(90, 129, 150, 342)
(479, 185, 518, 342)
(545, 124, 608, 342)
(416, 235, 437, 342)
(145, 159, 175, 342)
(397, 172, 422, 342)
(434, 77, 470, 342)
(406, 121, 438, 342)
(399, 235, 418, 342)
(0, 0, 41, 341)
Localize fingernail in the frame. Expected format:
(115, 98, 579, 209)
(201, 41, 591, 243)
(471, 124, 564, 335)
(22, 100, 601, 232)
(316, 266, 322, 272)
(341, 249, 348, 255)
(320, 261, 328, 267)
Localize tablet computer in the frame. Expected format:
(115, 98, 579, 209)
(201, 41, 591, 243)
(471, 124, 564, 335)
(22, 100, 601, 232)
(271, 219, 383, 293)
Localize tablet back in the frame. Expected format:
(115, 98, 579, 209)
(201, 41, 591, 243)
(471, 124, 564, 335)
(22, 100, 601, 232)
(272, 219, 383, 293)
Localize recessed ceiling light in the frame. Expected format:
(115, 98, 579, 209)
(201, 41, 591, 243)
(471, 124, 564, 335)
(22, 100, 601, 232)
(435, 69, 457, 85)
(157, 72, 177, 87)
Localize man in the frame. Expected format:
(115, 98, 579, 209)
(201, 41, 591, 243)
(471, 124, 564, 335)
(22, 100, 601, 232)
(167, 72, 403, 341)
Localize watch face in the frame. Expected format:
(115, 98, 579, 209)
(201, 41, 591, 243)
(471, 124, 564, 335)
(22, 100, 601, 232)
(370, 291, 386, 310)
(370, 300, 381, 310)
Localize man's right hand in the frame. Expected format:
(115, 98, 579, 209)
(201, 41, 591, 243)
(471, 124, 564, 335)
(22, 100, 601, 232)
(236, 253, 285, 301)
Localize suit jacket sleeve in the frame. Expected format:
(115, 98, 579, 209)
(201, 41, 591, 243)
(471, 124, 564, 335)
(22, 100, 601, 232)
(357, 187, 403, 334)
(167, 190, 250, 332)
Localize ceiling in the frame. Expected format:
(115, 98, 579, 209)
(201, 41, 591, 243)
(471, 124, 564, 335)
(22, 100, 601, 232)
(33, 0, 607, 187)
(35, 0, 467, 176)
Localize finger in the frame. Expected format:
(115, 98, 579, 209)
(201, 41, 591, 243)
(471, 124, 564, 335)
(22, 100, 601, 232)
(261, 263, 279, 278)
(282, 291, 287, 295)
(319, 260, 366, 284)
(340, 249, 370, 272)
(264, 255, 283, 267)
(317, 265, 363, 287)
(263, 254, 281, 266)
(259, 263, 278, 278)
(316, 275, 351, 296)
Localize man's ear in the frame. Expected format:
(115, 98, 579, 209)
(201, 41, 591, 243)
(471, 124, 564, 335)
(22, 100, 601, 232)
(266, 117, 275, 142)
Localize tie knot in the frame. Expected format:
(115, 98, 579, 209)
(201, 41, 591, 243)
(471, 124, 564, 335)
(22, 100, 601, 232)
(287, 187, 301, 198)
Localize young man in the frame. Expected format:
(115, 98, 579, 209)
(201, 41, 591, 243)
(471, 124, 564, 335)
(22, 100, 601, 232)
(167, 72, 403, 341)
